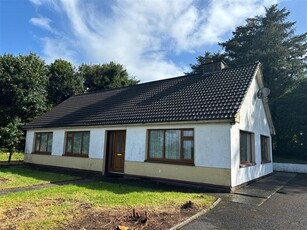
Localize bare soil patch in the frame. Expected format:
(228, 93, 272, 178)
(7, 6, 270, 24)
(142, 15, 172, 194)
(0, 177, 9, 184)
(0, 196, 210, 230)
(61, 201, 202, 230)
(0, 198, 90, 229)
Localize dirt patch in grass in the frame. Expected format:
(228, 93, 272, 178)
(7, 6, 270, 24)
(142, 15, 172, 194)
(0, 198, 90, 230)
(61, 201, 202, 230)
(0, 197, 210, 230)
(0, 177, 9, 184)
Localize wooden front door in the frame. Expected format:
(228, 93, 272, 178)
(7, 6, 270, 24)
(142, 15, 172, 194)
(107, 130, 126, 173)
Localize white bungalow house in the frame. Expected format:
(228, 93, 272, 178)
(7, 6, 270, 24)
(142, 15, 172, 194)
(24, 61, 275, 191)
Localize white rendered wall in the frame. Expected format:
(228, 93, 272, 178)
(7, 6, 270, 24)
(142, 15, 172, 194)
(52, 130, 65, 156)
(25, 131, 34, 154)
(231, 77, 273, 187)
(274, 163, 307, 174)
(25, 122, 232, 173)
(125, 127, 147, 162)
(89, 129, 105, 159)
(125, 123, 231, 168)
(25, 128, 105, 159)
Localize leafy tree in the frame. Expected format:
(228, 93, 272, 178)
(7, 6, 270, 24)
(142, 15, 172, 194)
(79, 61, 139, 92)
(0, 53, 49, 126)
(0, 117, 24, 162)
(47, 59, 84, 106)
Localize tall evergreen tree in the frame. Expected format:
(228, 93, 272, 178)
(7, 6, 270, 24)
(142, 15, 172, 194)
(188, 5, 307, 158)
(189, 52, 225, 74)
(274, 78, 307, 159)
(220, 5, 306, 99)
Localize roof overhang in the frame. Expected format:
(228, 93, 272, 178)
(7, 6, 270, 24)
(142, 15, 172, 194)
(24, 118, 235, 131)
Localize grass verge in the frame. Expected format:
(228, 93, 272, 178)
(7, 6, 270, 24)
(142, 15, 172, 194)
(0, 152, 24, 162)
(0, 167, 80, 190)
(0, 178, 215, 229)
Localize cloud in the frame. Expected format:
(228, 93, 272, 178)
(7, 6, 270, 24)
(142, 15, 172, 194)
(40, 37, 78, 65)
(29, 0, 43, 5)
(29, 0, 277, 82)
(29, 17, 55, 33)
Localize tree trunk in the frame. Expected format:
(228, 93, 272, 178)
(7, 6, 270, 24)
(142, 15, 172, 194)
(8, 149, 13, 163)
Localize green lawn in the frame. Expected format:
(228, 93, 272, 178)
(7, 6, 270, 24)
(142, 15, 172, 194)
(0, 167, 80, 190)
(0, 152, 24, 161)
(0, 168, 216, 230)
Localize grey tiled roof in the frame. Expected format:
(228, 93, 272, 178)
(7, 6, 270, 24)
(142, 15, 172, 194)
(24, 62, 260, 129)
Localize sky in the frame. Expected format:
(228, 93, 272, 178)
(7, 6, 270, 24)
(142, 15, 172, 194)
(0, 0, 306, 83)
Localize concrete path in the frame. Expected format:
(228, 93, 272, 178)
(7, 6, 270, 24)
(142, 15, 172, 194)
(182, 172, 307, 230)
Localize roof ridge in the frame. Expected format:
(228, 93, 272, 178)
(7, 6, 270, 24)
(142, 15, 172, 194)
(223, 61, 260, 70)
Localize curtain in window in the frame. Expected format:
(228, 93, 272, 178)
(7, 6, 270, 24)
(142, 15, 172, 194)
(149, 130, 163, 158)
(40, 133, 48, 152)
(47, 133, 53, 152)
(183, 140, 193, 160)
(165, 130, 180, 160)
(73, 132, 82, 154)
(35, 134, 41, 152)
(240, 132, 252, 163)
(261, 136, 269, 161)
(82, 132, 90, 154)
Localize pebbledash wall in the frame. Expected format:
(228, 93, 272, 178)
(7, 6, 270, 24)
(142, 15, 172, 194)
(24, 73, 273, 189)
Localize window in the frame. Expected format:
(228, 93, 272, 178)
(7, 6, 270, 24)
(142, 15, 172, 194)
(261, 135, 271, 163)
(148, 129, 194, 164)
(240, 131, 254, 167)
(34, 132, 53, 154)
(65, 131, 90, 157)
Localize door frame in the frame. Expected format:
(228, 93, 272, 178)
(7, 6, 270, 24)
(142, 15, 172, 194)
(105, 130, 126, 174)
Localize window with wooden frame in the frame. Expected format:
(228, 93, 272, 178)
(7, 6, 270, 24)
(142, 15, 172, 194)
(240, 131, 255, 167)
(65, 131, 90, 157)
(34, 132, 53, 154)
(147, 129, 194, 164)
(261, 135, 271, 163)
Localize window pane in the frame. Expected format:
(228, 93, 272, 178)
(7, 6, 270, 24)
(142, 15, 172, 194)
(165, 130, 180, 160)
(240, 132, 247, 162)
(149, 130, 163, 158)
(261, 136, 270, 161)
(47, 133, 53, 152)
(73, 132, 82, 154)
(183, 140, 193, 160)
(183, 130, 194, 137)
(40, 133, 48, 152)
(35, 136, 41, 152)
(66, 138, 72, 153)
(81, 132, 90, 154)
(240, 132, 252, 163)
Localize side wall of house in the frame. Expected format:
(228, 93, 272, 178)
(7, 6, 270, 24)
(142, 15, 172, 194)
(230, 77, 273, 187)
(24, 123, 232, 186)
